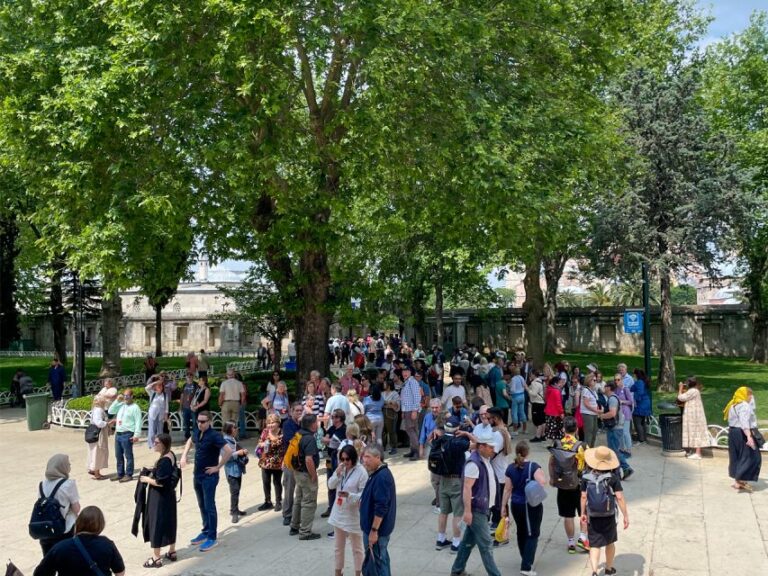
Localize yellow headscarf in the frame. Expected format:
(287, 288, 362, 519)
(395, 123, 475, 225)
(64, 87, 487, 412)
(723, 386, 751, 421)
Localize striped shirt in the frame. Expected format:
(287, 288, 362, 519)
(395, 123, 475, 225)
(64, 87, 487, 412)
(400, 377, 422, 413)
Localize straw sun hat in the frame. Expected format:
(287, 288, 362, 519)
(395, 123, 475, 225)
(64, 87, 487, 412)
(584, 446, 620, 471)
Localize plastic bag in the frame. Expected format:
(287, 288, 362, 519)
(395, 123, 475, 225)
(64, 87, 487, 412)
(494, 518, 509, 543)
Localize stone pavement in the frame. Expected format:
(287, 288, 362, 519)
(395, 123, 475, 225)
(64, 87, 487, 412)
(2, 407, 767, 576)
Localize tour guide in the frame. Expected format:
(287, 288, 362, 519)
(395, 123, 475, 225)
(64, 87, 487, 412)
(360, 445, 396, 576)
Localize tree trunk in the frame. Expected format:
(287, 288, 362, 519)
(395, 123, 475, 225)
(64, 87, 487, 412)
(154, 304, 163, 357)
(100, 292, 122, 376)
(71, 324, 80, 397)
(522, 259, 545, 369)
(752, 315, 768, 364)
(434, 274, 444, 349)
(50, 257, 67, 365)
(0, 213, 21, 349)
(543, 252, 567, 354)
(658, 269, 676, 391)
(745, 250, 768, 363)
(295, 249, 332, 382)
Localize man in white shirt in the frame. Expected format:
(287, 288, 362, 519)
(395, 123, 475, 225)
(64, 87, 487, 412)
(218, 368, 244, 425)
(287, 340, 297, 363)
(323, 382, 350, 424)
(441, 373, 468, 411)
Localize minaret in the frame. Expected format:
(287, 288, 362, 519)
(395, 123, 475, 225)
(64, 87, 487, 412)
(198, 254, 209, 282)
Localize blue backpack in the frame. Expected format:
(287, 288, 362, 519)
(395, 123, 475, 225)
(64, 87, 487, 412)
(583, 472, 616, 518)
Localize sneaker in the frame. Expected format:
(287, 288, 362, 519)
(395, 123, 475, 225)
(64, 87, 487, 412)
(450, 544, 459, 554)
(435, 538, 451, 550)
(190, 532, 207, 545)
(493, 539, 509, 547)
(110, 475, 123, 482)
(388, 448, 397, 455)
(299, 532, 322, 541)
(237, 509, 248, 516)
(568, 545, 577, 554)
(231, 513, 239, 523)
(274, 502, 282, 512)
(686, 453, 702, 460)
(432, 506, 441, 515)
(577, 537, 590, 551)
(409, 455, 419, 461)
(282, 516, 291, 526)
(118, 475, 134, 483)
(622, 468, 634, 481)
(320, 508, 332, 518)
(520, 571, 537, 576)
(199, 539, 218, 552)
(289, 528, 299, 536)
(258, 502, 274, 511)
(327, 531, 335, 539)
(530, 437, 543, 443)
(431, 498, 437, 506)
(605, 568, 617, 576)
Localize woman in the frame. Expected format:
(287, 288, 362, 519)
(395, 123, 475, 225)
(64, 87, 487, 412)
(303, 380, 326, 416)
(631, 369, 653, 445)
(724, 386, 762, 491)
(580, 374, 601, 449)
(145, 376, 169, 449)
(580, 446, 630, 576)
(266, 370, 285, 398)
(502, 441, 547, 576)
(262, 381, 290, 422)
(257, 414, 285, 511)
(495, 371, 511, 425)
(363, 384, 385, 447)
(36, 454, 81, 555)
(568, 373, 584, 438)
(222, 421, 250, 522)
(138, 433, 177, 568)
(676, 376, 709, 459)
(354, 414, 374, 446)
(382, 380, 400, 455)
(190, 376, 211, 443)
(527, 371, 546, 443)
(88, 389, 116, 480)
(347, 389, 365, 418)
(328, 445, 369, 576)
(359, 373, 372, 398)
(544, 375, 566, 442)
(614, 375, 634, 456)
(474, 373, 494, 409)
(510, 367, 527, 434)
(34, 506, 125, 576)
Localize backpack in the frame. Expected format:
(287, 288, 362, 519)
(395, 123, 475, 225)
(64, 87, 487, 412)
(583, 472, 616, 518)
(354, 353, 365, 369)
(29, 479, 67, 540)
(427, 435, 462, 476)
(603, 396, 620, 429)
(548, 439, 584, 490)
(283, 431, 303, 471)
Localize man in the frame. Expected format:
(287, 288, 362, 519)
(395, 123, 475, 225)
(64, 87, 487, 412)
(197, 349, 209, 379)
(449, 431, 502, 576)
(218, 368, 244, 426)
(600, 382, 634, 480)
(109, 390, 142, 482)
(181, 410, 233, 551)
(399, 366, 422, 460)
(186, 350, 198, 377)
(441, 373, 468, 411)
(324, 381, 351, 424)
(288, 339, 297, 364)
(551, 416, 590, 554)
(415, 369, 432, 434)
(290, 413, 321, 540)
(434, 417, 470, 554)
(258, 343, 269, 369)
(420, 399, 444, 512)
(180, 374, 197, 441)
(617, 363, 634, 388)
(360, 445, 397, 576)
(339, 365, 359, 395)
(48, 356, 66, 402)
(281, 403, 305, 526)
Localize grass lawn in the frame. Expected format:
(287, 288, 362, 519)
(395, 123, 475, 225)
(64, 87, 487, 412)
(548, 352, 768, 423)
(0, 355, 256, 391)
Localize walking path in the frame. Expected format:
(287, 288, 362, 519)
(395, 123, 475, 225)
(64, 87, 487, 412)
(2, 408, 766, 575)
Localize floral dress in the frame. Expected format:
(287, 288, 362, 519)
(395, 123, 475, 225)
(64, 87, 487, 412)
(677, 388, 710, 448)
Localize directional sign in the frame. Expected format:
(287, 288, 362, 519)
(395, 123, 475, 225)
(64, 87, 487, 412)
(623, 310, 643, 334)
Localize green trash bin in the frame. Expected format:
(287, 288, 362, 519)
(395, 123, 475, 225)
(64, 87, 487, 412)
(24, 393, 50, 431)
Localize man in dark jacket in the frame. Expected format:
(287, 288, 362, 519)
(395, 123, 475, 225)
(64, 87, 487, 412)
(360, 445, 396, 576)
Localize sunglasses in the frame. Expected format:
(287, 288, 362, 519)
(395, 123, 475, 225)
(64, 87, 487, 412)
(197, 419, 209, 424)
(339, 457, 350, 462)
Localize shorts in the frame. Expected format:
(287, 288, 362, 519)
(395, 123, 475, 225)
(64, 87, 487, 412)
(556, 488, 581, 518)
(438, 476, 463, 516)
(531, 403, 545, 426)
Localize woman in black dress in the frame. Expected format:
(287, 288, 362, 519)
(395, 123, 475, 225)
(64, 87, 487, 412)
(139, 433, 178, 568)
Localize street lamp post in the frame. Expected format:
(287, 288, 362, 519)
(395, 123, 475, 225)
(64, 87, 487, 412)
(642, 263, 652, 381)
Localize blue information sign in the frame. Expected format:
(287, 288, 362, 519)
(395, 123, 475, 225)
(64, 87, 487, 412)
(623, 311, 643, 334)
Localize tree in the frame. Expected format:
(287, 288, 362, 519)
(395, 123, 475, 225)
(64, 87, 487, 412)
(670, 284, 697, 306)
(702, 12, 768, 362)
(590, 61, 743, 390)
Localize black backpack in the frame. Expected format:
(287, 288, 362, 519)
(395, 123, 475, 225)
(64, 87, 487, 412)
(548, 439, 584, 490)
(427, 435, 463, 476)
(29, 479, 67, 540)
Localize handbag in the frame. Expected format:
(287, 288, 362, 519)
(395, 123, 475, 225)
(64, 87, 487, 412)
(524, 462, 547, 507)
(6, 560, 24, 576)
(72, 536, 106, 576)
(751, 428, 765, 449)
(84, 424, 101, 444)
(362, 544, 381, 576)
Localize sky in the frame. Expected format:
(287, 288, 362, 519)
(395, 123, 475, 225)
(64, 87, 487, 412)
(697, 0, 765, 46)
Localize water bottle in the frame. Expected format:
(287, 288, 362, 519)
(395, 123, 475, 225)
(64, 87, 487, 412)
(264, 439, 271, 453)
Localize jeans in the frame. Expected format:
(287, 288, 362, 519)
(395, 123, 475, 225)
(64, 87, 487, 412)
(115, 431, 135, 477)
(363, 533, 391, 576)
(147, 414, 165, 449)
(607, 428, 630, 471)
(194, 473, 220, 540)
(182, 407, 194, 440)
(291, 471, 319, 536)
(226, 474, 242, 514)
(282, 467, 295, 519)
(622, 419, 632, 452)
(450, 511, 501, 576)
(370, 418, 384, 447)
(633, 415, 648, 443)
(511, 393, 527, 425)
(238, 405, 247, 437)
(511, 503, 543, 571)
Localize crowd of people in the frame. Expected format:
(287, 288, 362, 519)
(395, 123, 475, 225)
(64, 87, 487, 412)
(26, 335, 762, 576)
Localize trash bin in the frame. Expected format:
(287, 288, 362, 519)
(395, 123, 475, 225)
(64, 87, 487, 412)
(23, 393, 50, 431)
(659, 413, 684, 453)
(284, 361, 297, 371)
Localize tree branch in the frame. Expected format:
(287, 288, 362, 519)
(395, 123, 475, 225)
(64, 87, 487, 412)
(295, 35, 320, 118)
(340, 54, 360, 110)
(320, 34, 347, 120)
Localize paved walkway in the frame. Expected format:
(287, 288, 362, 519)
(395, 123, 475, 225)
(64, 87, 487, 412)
(3, 408, 767, 575)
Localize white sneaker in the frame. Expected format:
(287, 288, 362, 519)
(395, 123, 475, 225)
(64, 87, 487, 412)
(520, 571, 537, 576)
(432, 506, 441, 514)
(686, 453, 702, 460)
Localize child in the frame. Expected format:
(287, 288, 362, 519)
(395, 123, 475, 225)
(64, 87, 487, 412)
(223, 421, 249, 523)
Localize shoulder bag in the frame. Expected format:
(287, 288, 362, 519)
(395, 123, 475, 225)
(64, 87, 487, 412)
(524, 462, 547, 507)
(72, 536, 106, 576)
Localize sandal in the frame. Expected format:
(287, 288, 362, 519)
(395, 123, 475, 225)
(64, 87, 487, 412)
(143, 557, 163, 568)
(165, 551, 178, 562)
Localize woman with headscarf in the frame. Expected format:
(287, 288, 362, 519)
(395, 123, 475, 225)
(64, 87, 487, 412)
(38, 454, 81, 554)
(88, 389, 117, 480)
(724, 386, 762, 492)
(677, 376, 709, 460)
